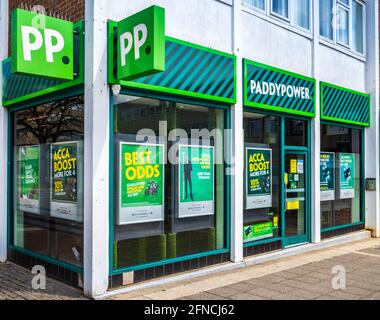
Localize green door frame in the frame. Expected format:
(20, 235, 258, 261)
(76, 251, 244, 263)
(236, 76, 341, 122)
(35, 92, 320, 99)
(282, 149, 310, 247)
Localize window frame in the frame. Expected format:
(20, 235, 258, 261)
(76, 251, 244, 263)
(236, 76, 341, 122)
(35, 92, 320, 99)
(319, 120, 366, 233)
(242, 0, 312, 34)
(320, 0, 366, 57)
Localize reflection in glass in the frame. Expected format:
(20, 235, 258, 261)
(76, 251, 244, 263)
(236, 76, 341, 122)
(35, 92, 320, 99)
(12, 96, 84, 267)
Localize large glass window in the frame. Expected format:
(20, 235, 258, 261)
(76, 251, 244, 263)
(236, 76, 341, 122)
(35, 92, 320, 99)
(113, 95, 227, 270)
(319, 0, 365, 55)
(272, 0, 289, 19)
(11, 96, 84, 268)
(320, 124, 363, 230)
(243, 113, 280, 244)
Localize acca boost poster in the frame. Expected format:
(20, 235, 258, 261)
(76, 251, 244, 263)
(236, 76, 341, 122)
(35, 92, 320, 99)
(320, 152, 335, 202)
(178, 145, 214, 218)
(338, 153, 355, 200)
(18, 145, 40, 214)
(245, 147, 272, 210)
(118, 142, 164, 225)
(50, 141, 82, 222)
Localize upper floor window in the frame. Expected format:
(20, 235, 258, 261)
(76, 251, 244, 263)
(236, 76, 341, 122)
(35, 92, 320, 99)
(243, 0, 311, 31)
(320, 0, 365, 55)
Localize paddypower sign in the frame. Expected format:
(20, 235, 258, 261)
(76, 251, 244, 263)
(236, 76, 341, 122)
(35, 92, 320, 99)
(244, 60, 316, 117)
(11, 9, 74, 80)
(117, 5, 165, 80)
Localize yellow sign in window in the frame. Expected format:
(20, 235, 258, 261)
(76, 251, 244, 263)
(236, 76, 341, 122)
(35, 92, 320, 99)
(287, 200, 300, 210)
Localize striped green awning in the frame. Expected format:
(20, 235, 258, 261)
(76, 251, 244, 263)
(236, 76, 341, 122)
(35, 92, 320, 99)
(109, 21, 236, 104)
(244, 59, 316, 117)
(321, 82, 370, 127)
(2, 21, 84, 107)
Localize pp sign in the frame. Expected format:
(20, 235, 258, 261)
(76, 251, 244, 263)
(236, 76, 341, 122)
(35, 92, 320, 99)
(11, 9, 74, 80)
(117, 5, 165, 81)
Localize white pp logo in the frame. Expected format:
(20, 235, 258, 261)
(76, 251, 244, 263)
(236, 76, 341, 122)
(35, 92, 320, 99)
(120, 23, 148, 66)
(21, 26, 65, 63)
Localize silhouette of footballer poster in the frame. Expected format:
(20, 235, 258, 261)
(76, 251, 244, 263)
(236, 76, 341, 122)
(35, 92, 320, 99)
(338, 153, 355, 200)
(50, 141, 83, 222)
(320, 152, 335, 202)
(178, 145, 214, 218)
(245, 148, 272, 210)
(18, 145, 40, 214)
(118, 142, 164, 225)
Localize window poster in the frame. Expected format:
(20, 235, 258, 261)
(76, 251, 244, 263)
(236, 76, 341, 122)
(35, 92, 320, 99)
(50, 141, 82, 222)
(243, 221, 273, 243)
(18, 145, 40, 214)
(320, 152, 335, 202)
(338, 153, 355, 200)
(245, 147, 272, 210)
(118, 142, 165, 225)
(178, 145, 214, 218)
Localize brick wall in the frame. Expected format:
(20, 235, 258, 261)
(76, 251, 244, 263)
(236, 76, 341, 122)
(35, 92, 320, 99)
(8, 0, 85, 55)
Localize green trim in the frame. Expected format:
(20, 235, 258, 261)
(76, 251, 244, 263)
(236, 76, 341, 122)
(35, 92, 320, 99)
(243, 237, 282, 248)
(321, 222, 365, 233)
(320, 81, 370, 127)
(112, 249, 229, 275)
(9, 245, 83, 274)
(3, 20, 84, 107)
(109, 90, 231, 275)
(3, 79, 82, 107)
(107, 20, 236, 104)
(243, 59, 316, 118)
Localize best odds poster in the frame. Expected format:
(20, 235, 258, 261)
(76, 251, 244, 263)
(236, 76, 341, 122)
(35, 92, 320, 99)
(320, 152, 335, 201)
(118, 142, 164, 225)
(178, 145, 214, 218)
(50, 142, 82, 222)
(245, 147, 272, 210)
(18, 145, 40, 214)
(338, 153, 355, 200)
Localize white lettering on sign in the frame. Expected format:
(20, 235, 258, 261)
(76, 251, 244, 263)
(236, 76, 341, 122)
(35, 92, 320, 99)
(250, 80, 310, 100)
(21, 26, 65, 63)
(120, 23, 148, 66)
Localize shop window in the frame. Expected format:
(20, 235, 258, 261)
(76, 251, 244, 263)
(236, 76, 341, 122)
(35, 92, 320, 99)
(243, 113, 280, 244)
(320, 124, 362, 230)
(285, 118, 307, 147)
(113, 95, 227, 270)
(11, 95, 84, 268)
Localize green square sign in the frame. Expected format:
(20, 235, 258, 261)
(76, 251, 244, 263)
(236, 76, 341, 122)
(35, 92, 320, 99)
(11, 9, 74, 80)
(117, 5, 165, 81)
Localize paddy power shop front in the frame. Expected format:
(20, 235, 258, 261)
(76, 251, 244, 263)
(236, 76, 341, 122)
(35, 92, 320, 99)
(243, 60, 315, 256)
(107, 6, 235, 284)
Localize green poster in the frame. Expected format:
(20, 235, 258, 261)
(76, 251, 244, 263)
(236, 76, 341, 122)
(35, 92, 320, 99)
(119, 142, 164, 225)
(245, 148, 272, 210)
(178, 145, 214, 218)
(339, 153, 355, 199)
(243, 222, 273, 242)
(18, 145, 40, 214)
(50, 142, 82, 222)
(320, 152, 335, 201)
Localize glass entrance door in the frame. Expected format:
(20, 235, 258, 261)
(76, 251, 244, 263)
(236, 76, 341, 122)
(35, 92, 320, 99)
(283, 151, 309, 247)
